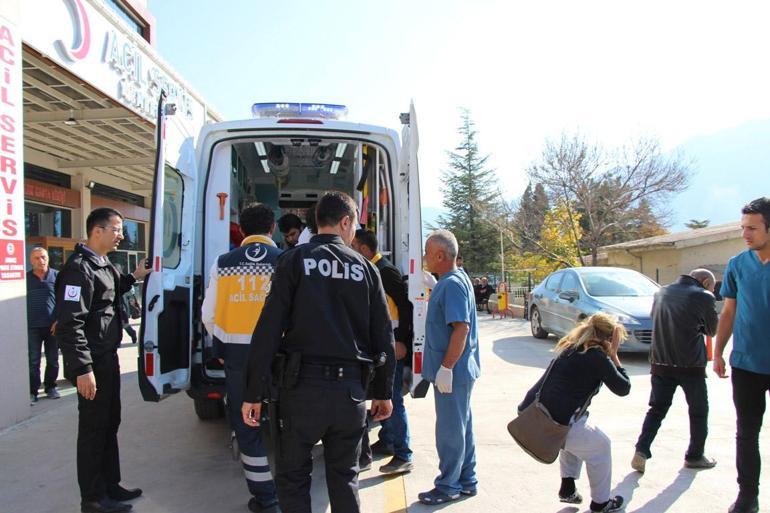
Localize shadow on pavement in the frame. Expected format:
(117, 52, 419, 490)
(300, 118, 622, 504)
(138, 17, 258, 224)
(613, 471, 642, 507)
(626, 468, 697, 513)
(407, 492, 476, 512)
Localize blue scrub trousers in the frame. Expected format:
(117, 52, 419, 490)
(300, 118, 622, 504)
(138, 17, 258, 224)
(433, 380, 477, 495)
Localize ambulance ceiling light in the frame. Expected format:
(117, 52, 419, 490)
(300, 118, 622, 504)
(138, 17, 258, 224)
(330, 161, 340, 175)
(251, 102, 348, 120)
(254, 141, 267, 156)
(335, 143, 347, 158)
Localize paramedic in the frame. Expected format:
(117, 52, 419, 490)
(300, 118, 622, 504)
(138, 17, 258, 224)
(201, 203, 282, 512)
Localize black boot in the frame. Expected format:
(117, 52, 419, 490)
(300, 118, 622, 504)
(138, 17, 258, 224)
(81, 497, 132, 513)
(107, 484, 143, 501)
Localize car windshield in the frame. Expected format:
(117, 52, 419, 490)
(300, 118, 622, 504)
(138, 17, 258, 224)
(580, 270, 658, 297)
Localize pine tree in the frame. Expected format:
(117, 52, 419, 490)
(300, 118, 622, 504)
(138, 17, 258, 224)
(436, 109, 500, 274)
(514, 182, 550, 252)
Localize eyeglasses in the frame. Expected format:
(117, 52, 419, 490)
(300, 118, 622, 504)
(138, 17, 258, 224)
(98, 225, 123, 234)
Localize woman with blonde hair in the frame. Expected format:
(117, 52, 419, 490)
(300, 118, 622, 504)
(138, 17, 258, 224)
(518, 313, 632, 512)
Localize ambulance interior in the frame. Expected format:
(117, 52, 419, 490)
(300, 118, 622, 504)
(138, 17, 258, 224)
(200, 137, 396, 376)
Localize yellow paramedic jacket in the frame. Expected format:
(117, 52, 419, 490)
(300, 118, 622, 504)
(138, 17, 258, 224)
(201, 235, 282, 345)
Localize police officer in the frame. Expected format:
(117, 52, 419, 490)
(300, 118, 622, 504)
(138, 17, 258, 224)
(56, 208, 150, 513)
(241, 191, 395, 513)
(201, 203, 281, 512)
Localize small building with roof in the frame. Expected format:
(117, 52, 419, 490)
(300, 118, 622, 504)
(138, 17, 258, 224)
(598, 222, 744, 285)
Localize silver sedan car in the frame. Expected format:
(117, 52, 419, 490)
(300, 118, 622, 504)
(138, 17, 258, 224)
(528, 267, 660, 351)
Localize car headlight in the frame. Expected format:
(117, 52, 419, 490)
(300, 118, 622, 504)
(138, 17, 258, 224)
(615, 314, 640, 325)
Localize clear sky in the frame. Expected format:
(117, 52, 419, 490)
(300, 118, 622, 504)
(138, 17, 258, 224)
(148, 0, 770, 217)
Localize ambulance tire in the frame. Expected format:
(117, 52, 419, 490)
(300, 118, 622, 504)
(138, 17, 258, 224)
(194, 397, 225, 420)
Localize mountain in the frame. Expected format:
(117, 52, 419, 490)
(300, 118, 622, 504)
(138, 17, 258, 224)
(672, 119, 770, 230)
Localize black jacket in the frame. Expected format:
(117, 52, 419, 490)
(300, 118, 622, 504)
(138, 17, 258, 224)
(55, 243, 136, 381)
(649, 275, 719, 376)
(374, 255, 413, 361)
(519, 347, 631, 425)
(244, 234, 396, 402)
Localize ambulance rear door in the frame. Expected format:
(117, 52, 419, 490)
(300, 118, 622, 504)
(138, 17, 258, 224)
(139, 92, 199, 401)
(402, 102, 430, 398)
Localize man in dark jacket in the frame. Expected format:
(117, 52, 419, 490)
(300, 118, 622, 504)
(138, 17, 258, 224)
(632, 268, 719, 474)
(352, 229, 414, 475)
(56, 208, 151, 513)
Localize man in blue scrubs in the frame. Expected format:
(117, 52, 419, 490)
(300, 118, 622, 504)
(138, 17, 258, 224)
(418, 230, 480, 506)
(714, 197, 770, 513)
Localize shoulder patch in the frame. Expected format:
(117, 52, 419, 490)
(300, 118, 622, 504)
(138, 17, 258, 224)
(64, 285, 82, 302)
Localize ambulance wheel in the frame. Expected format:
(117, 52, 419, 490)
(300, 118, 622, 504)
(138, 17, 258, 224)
(194, 397, 224, 420)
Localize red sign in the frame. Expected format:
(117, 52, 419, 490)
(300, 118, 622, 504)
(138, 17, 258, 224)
(25, 182, 68, 205)
(0, 19, 24, 281)
(0, 239, 24, 280)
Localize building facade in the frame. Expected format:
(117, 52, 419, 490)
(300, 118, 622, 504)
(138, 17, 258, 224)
(0, 0, 220, 429)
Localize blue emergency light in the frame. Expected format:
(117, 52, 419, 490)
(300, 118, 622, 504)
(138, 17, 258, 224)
(251, 103, 348, 120)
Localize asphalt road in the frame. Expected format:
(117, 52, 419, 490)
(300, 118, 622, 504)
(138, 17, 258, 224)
(1, 316, 768, 513)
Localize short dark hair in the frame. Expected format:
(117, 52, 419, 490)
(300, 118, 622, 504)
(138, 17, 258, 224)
(277, 213, 303, 234)
(354, 229, 378, 252)
(86, 208, 123, 237)
(239, 203, 274, 236)
(742, 197, 770, 231)
(315, 191, 357, 229)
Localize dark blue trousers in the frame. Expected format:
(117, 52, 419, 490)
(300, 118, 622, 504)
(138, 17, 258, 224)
(223, 344, 277, 505)
(635, 373, 708, 460)
(377, 360, 413, 461)
(277, 376, 367, 513)
(732, 367, 770, 498)
(28, 326, 59, 396)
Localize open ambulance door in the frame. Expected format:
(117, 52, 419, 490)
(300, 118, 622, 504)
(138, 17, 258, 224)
(403, 102, 430, 399)
(138, 92, 198, 401)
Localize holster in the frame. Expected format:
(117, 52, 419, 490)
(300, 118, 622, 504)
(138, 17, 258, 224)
(361, 363, 375, 394)
(271, 351, 302, 390)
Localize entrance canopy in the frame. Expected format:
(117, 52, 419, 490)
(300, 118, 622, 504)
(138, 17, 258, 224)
(23, 47, 156, 189)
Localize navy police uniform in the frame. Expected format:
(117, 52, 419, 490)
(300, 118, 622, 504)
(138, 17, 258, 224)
(55, 243, 136, 502)
(244, 233, 395, 513)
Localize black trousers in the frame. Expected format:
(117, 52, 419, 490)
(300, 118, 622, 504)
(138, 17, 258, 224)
(732, 367, 770, 498)
(276, 376, 367, 513)
(634, 373, 708, 460)
(76, 352, 122, 501)
(28, 326, 59, 395)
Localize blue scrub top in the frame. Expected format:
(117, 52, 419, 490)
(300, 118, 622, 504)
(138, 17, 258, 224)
(720, 249, 770, 375)
(422, 269, 481, 384)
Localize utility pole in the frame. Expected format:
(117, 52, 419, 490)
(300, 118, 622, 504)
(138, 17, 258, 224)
(500, 230, 505, 284)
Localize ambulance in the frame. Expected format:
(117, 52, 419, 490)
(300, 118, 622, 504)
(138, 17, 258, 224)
(138, 98, 430, 419)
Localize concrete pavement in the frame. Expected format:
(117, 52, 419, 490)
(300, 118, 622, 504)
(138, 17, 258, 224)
(1, 315, 768, 512)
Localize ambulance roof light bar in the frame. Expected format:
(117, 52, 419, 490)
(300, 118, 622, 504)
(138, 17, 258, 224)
(251, 103, 348, 120)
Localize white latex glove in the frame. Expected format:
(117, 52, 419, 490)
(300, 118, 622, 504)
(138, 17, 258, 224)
(435, 365, 453, 394)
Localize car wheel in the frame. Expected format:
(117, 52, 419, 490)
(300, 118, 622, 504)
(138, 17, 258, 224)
(530, 306, 548, 339)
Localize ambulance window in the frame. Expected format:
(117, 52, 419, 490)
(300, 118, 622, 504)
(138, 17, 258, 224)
(163, 165, 184, 269)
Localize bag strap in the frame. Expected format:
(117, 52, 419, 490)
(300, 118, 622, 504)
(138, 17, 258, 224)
(534, 358, 557, 400)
